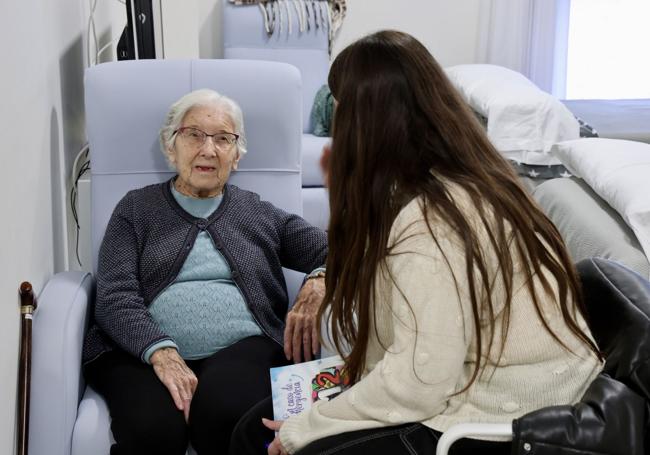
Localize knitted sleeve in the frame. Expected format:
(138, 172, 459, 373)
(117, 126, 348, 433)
(94, 192, 174, 361)
(279, 200, 473, 453)
(262, 201, 328, 273)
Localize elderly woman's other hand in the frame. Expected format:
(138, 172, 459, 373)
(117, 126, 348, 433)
(150, 347, 198, 422)
(284, 276, 325, 363)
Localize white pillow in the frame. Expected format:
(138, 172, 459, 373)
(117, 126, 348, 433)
(552, 138, 650, 276)
(445, 64, 579, 165)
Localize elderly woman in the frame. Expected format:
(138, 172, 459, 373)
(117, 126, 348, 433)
(82, 89, 328, 455)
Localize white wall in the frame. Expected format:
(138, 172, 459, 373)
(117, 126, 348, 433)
(199, 0, 483, 65)
(199, 0, 225, 58)
(331, 0, 482, 65)
(0, 1, 123, 452)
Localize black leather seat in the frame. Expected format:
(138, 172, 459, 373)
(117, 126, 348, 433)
(511, 258, 650, 455)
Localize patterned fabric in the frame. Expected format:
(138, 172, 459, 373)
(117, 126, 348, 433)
(145, 185, 263, 361)
(575, 115, 599, 138)
(470, 109, 599, 180)
(147, 234, 263, 360)
(310, 84, 334, 137)
(228, 0, 347, 54)
(509, 116, 599, 179)
(82, 179, 328, 363)
(509, 161, 574, 180)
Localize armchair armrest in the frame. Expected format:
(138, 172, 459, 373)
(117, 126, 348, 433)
(29, 271, 95, 455)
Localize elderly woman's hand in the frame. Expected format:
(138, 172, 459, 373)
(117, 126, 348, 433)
(150, 347, 198, 422)
(284, 276, 325, 363)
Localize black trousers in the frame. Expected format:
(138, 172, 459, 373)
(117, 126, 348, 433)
(230, 397, 512, 455)
(85, 336, 288, 455)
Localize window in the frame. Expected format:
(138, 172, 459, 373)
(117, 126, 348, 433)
(565, 0, 650, 99)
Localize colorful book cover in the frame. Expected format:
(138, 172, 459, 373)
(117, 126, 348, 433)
(270, 356, 350, 421)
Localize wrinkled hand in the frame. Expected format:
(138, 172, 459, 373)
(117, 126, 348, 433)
(284, 277, 325, 363)
(150, 347, 198, 422)
(320, 142, 331, 188)
(262, 418, 288, 455)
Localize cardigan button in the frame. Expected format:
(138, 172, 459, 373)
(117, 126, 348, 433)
(197, 221, 207, 230)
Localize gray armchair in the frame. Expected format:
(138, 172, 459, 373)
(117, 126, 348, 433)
(223, 1, 331, 230)
(29, 58, 311, 455)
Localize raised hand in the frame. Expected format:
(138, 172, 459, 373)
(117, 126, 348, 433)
(320, 142, 331, 187)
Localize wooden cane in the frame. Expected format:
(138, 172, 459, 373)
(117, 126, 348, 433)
(18, 282, 36, 455)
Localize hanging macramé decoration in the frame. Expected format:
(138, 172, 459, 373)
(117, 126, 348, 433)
(228, 0, 347, 54)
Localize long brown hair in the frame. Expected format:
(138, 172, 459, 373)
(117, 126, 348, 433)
(318, 30, 602, 386)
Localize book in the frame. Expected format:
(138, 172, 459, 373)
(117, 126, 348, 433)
(270, 356, 350, 421)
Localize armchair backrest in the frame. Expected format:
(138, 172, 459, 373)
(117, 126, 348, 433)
(222, 2, 330, 134)
(86, 59, 304, 296)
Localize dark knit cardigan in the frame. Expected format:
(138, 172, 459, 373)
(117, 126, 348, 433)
(82, 180, 328, 364)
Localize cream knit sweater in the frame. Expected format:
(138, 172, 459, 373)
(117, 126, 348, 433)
(280, 184, 602, 453)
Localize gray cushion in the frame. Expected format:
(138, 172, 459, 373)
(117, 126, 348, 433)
(302, 187, 329, 231)
(302, 134, 329, 187)
(532, 178, 650, 277)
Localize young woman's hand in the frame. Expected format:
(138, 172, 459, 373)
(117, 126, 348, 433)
(262, 418, 288, 455)
(320, 142, 331, 187)
(150, 347, 198, 422)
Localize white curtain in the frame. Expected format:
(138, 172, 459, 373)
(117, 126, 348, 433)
(477, 0, 571, 97)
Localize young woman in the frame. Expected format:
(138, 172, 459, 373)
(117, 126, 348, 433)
(232, 30, 602, 455)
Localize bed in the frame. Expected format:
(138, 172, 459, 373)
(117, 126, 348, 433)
(445, 64, 650, 277)
(562, 99, 650, 144)
(533, 100, 650, 277)
(532, 177, 650, 277)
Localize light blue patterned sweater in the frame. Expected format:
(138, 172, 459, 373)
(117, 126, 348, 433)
(143, 185, 262, 362)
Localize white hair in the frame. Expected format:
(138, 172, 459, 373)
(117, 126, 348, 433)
(159, 89, 247, 168)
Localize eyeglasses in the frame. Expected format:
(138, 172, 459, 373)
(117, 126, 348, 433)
(174, 127, 239, 150)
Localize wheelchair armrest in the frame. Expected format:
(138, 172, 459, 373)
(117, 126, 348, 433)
(435, 423, 513, 455)
(30, 271, 95, 455)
